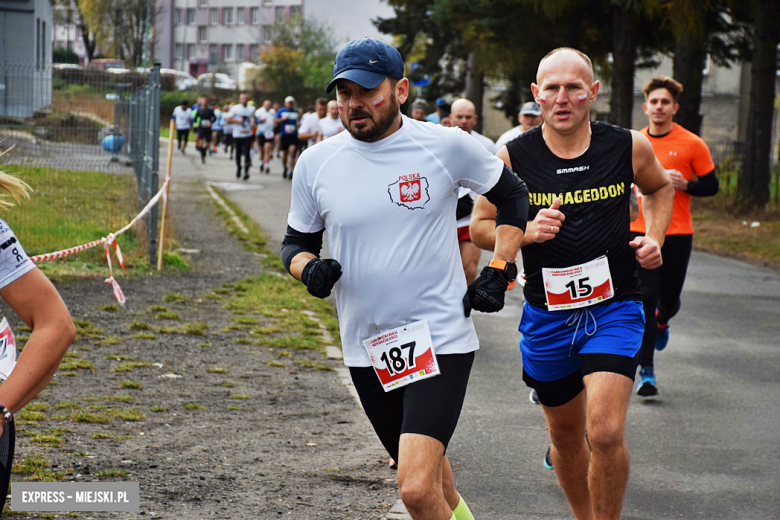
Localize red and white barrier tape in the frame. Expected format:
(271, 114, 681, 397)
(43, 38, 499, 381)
(30, 175, 171, 304)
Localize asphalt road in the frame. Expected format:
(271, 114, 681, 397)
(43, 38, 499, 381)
(172, 146, 780, 519)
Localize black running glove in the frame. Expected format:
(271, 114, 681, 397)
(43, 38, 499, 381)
(463, 266, 509, 317)
(301, 258, 342, 298)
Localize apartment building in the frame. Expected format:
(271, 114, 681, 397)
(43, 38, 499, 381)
(155, 0, 302, 79)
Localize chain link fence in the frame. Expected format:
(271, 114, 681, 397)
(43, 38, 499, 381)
(0, 62, 161, 263)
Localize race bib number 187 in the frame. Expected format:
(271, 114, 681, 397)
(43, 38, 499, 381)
(542, 256, 614, 311)
(363, 320, 440, 392)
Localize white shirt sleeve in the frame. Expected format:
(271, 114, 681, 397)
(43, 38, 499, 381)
(299, 114, 319, 135)
(0, 219, 34, 290)
(446, 129, 504, 195)
(287, 159, 325, 233)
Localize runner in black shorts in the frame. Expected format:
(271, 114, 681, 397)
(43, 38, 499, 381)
(282, 38, 529, 520)
(471, 48, 674, 520)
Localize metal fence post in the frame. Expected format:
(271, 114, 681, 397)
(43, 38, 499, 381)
(147, 62, 161, 266)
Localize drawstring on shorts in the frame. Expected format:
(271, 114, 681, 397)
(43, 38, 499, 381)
(565, 308, 598, 357)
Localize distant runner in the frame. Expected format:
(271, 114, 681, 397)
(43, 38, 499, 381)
(632, 77, 719, 397)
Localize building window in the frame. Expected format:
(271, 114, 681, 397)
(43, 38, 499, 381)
(187, 9, 196, 24)
(290, 6, 301, 20)
(250, 7, 259, 24)
(187, 44, 196, 59)
(275, 6, 285, 22)
(175, 44, 184, 60)
(210, 8, 218, 25)
(249, 44, 259, 62)
(36, 18, 41, 69)
(223, 7, 233, 24)
(67, 40, 74, 51)
(42, 21, 46, 65)
(174, 9, 182, 25)
(209, 44, 218, 60)
(262, 25, 273, 43)
(223, 44, 232, 60)
(263, 0, 272, 4)
(198, 26, 207, 42)
(237, 7, 244, 24)
(236, 44, 244, 61)
(199, 0, 207, 7)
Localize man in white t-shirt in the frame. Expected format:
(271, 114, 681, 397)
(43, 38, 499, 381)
(227, 93, 256, 180)
(298, 98, 327, 150)
(172, 100, 193, 155)
(495, 101, 543, 149)
(255, 99, 274, 174)
(282, 38, 529, 520)
(450, 98, 497, 285)
(317, 100, 344, 141)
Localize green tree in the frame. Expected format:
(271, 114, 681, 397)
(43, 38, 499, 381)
(79, 0, 159, 66)
(737, 0, 780, 211)
(259, 19, 337, 104)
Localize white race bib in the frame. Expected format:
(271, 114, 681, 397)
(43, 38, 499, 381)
(362, 320, 440, 392)
(543, 256, 614, 311)
(264, 130, 274, 139)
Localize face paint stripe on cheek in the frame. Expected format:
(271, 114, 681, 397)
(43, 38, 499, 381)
(372, 95, 385, 108)
(578, 94, 588, 103)
(537, 95, 546, 104)
(337, 100, 343, 111)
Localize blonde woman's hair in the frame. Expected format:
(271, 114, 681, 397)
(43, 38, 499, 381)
(0, 164, 31, 210)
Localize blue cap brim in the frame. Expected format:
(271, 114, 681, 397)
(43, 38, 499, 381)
(326, 69, 388, 94)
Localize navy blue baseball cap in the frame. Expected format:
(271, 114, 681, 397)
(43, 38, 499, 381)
(326, 38, 405, 94)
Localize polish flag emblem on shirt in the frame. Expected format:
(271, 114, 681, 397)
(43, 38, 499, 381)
(400, 180, 421, 202)
(388, 176, 430, 210)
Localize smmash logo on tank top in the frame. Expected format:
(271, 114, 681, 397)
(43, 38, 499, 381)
(506, 121, 641, 309)
(388, 173, 430, 210)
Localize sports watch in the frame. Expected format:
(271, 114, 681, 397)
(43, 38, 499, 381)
(488, 259, 518, 283)
(0, 403, 12, 423)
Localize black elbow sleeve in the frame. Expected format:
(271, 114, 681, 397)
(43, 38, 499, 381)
(483, 165, 529, 232)
(281, 226, 324, 273)
(687, 170, 719, 197)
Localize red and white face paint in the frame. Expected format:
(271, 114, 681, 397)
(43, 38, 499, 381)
(372, 95, 386, 108)
(337, 100, 344, 111)
(578, 93, 588, 103)
(537, 94, 547, 104)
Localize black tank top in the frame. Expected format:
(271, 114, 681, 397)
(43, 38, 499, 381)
(506, 121, 641, 309)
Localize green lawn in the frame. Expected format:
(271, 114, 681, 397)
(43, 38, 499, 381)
(1, 166, 141, 264)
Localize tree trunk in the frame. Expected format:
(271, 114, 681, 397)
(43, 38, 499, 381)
(609, 5, 638, 129)
(465, 52, 484, 134)
(737, 0, 780, 211)
(672, 38, 707, 135)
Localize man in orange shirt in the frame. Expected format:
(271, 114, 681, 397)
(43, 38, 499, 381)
(631, 77, 719, 396)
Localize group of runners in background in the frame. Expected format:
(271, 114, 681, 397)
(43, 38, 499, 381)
(171, 92, 345, 181)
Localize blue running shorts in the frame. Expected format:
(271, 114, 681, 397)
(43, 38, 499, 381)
(519, 300, 645, 406)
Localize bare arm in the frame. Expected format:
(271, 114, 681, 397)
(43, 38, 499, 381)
(630, 130, 674, 268)
(289, 252, 316, 281)
(0, 268, 76, 420)
(470, 146, 564, 250)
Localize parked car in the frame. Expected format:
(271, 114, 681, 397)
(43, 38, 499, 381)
(88, 59, 127, 71)
(161, 68, 197, 91)
(196, 73, 237, 90)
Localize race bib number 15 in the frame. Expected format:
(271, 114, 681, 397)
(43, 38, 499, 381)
(543, 256, 614, 311)
(363, 320, 440, 392)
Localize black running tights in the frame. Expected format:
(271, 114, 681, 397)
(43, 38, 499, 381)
(632, 233, 693, 368)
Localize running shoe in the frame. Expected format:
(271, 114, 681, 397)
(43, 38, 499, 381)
(236, 167, 241, 179)
(282, 167, 288, 179)
(655, 324, 670, 351)
(543, 447, 553, 470)
(529, 389, 541, 405)
(265, 166, 270, 174)
(389, 458, 397, 469)
(637, 366, 658, 397)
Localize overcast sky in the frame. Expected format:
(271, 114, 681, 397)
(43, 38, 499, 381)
(304, 0, 395, 48)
